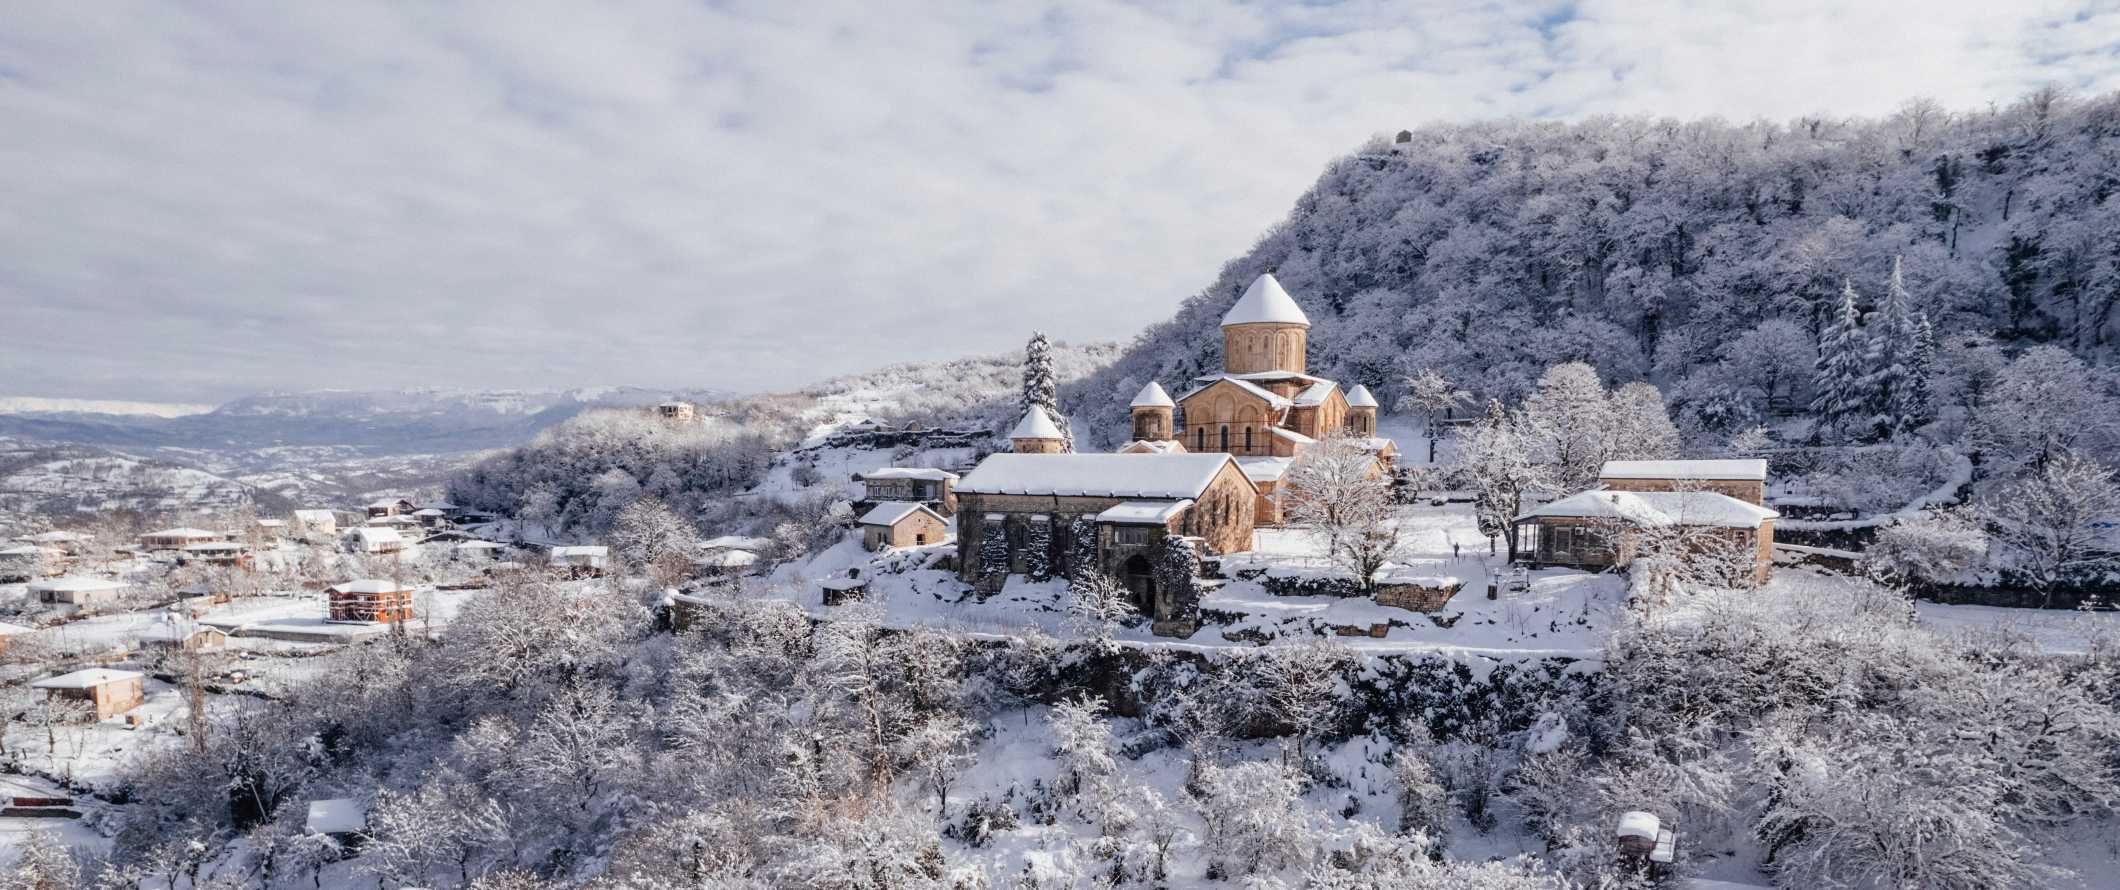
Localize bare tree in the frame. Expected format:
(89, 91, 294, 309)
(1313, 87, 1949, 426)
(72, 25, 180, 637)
(1985, 450, 2120, 607)
(1284, 431, 1403, 588)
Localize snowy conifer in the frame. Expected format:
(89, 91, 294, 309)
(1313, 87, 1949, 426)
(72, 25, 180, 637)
(1811, 279, 1871, 440)
(1899, 310, 1938, 433)
(1021, 331, 1074, 451)
(1864, 256, 1924, 436)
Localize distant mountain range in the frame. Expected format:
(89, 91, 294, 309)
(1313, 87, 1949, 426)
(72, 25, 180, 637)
(0, 386, 728, 455)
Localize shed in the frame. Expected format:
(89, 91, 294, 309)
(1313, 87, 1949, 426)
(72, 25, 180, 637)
(454, 540, 507, 560)
(31, 668, 145, 719)
(695, 548, 759, 576)
(858, 502, 950, 551)
(139, 622, 228, 652)
(29, 576, 129, 606)
(291, 509, 339, 537)
(821, 575, 869, 606)
(549, 545, 609, 576)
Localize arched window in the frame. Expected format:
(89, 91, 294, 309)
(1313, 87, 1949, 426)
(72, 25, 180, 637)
(1244, 426, 1253, 451)
(1195, 427, 1205, 450)
(1219, 425, 1229, 451)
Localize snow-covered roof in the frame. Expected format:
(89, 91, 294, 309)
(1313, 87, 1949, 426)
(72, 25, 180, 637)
(424, 501, 458, 510)
(1222, 272, 1311, 327)
(354, 527, 402, 545)
(31, 668, 142, 690)
(550, 545, 608, 558)
(820, 577, 868, 591)
(1345, 384, 1378, 408)
(306, 798, 367, 835)
(698, 549, 759, 568)
(180, 542, 243, 552)
(1598, 459, 1768, 482)
(0, 544, 55, 558)
(1096, 499, 1193, 525)
(857, 467, 960, 482)
(1351, 436, 1397, 454)
(1118, 439, 1185, 454)
(959, 453, 1244, 499)
(1292, 380, 1338, 407)
(1178, 375, 1292, 410)
(28, 577, 127, 593)
(0, 622, 36, 636)
(859, 502, 945, 527)
(455, 540, 506, 550)
(1009, 406, 1064, 440)
(1270, 427, 1316, 445)
(702, 535, 773, 551)
(331, 579, 412, 594)
(1518, 491, 1778, 528)
(256, 518, 286, 527)
(1130, 382, 1175, 409)
(412, 508, 446, 517)
(141, 527, 220, 539)
(1617, 811, 1660, 840)
(292, 509, 336, 523)
(366, 498, 408, 509)
(1236, 456, 1295, 483)
(139, 621, 217, 643)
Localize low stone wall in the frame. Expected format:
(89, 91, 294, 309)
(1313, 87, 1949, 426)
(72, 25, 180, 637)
(1374, 580, 1463, 613)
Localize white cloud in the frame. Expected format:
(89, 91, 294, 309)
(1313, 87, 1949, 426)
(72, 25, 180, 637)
(1, 0, 2115, 401)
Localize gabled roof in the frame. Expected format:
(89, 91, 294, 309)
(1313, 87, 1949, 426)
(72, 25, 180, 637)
(1517, 490, 1778, 528)
(1598, 459, 1768, 482)
(1292, 380, 1338, 407)
(292, 509, 337, 523)
(1096, 499, 1193, 525)
(28, 576, 127, 593)
(1177, 375, 1292, 410)
(1236, 456, 1295, 483)
(1223, 272, 1311, 327)
(331, 579, 413, 594)
(354, 527, 402, 545)
(857, 467, 960, 482)
(1345, 384, 1378, 408)
(1118, 439, 1185, 454)
(21, 531, 87, 543)
(32, 668, 141, 690)
(859, 501, 946, 527)
(550, 545, 608, 558)
(1008, 406, 1064, 440)
(141, 527, 220, 539)
(1270, 427, 1316, 445)
(366, 498, 408, 509)
(1130, 382, 1175, 408)
(701, 535, 773, 551)
(959, 453, 1248, 499)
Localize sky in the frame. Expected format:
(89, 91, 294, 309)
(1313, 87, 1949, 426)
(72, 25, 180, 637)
(4, 1, 2120, 404)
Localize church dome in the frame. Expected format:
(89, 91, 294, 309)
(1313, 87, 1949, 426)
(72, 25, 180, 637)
(1130, 382, 1175, 408)
(1009, 405, 1064, 440)
(1222, 272, 1311, 328)
(1345, 384, 1378, 408)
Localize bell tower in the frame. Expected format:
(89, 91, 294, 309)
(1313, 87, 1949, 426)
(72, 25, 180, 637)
(1129, 382, 1175, 441)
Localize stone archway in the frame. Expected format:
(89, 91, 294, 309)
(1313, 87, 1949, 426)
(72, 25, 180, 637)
(1122, 553, 1157, 616)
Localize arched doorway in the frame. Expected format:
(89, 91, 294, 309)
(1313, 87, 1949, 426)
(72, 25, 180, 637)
(1122, 554, 1157, 615)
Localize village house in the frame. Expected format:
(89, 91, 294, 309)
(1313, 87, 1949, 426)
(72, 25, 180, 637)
(352, 526, 405, 555)
(0, 622, 34, 655)
(859, 502, 951, 551)
(698, 535, 769, 577)
(366, 497, 416, 519)
(853, 467, 961, 515)
(1510, 489, 1779, 583)
(179, 540, 251, 569)
(1121, 273, 1396, 524)
(137, 527, 224, 551)
(328, 579, 416, 623)
(31, 668, 145, 720)
(291, 509, 339, 539)
(411, 507, 450, 528)
(954, 450, 1257, 635)
(655, 400, 697, 423)
(454, 540, 508, 561)
(29, 576, 130, 607)
(17, 530, 89, 555)
(255, 518, 288, 538)
(139, 622, 228, 652)
(549, 545, 609, 576)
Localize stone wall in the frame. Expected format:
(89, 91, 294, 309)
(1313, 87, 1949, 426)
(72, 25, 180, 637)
(1374, 580, 1464, 613)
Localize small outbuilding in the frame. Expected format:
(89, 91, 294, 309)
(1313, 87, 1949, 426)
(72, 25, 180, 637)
(366, 498, 414, 518)
(139, 622, 228, 652)
(549, 545, 609, 576)
(29, 576, 130, 606)
(858, 502, 950, 551)
(454, 540, 507, 560)
(821, 575, 869, 605)
(30, 668, 146, 719)
(306, 798, 369, 846)
(695, 548, 760, 576)
(328, 579, 416, 623)
(352, 526, 405, 555)
(291, 509, 339, 539)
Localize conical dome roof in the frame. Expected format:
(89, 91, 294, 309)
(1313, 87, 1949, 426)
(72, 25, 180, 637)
(1130, 382, 1175, 408)
(1345, 384, 1378, 408)
(1222, 272, 1311, 328)
(1009, 405, 1064, 440)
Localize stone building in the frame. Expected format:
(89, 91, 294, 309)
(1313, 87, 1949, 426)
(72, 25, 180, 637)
(1121, 272, 1396, 523)
(1009, 405, 1067, 454)
(1509, 489, 1779, 584)
(859, 502, 950, 550)
(853, 467, 960, 515)
(953, 452, 1257, 633)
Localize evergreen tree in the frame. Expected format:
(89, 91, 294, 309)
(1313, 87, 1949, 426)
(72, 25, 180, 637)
(1811, 280, 1871, 440)
(1021, 331, 1074, 452)
(1865, 256, 1923, 436)
(1900, 311, 1939, 434)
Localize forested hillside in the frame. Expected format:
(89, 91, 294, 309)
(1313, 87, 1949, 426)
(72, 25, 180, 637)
(1071, 89, 2120, 450)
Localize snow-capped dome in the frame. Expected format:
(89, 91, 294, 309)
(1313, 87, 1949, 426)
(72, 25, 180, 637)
(1130, 382, 1175, 409)
(1345, 384, 1378, 408)
(1009, 405, 1064, 440)
(1222, 272, 1311, 328)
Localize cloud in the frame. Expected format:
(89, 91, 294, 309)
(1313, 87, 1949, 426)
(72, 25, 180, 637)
(1, 0, 2116, 402)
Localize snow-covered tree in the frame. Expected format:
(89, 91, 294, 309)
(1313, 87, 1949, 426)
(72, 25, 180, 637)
(1985, 450, 2120, 604)
(1864, 506, 1988, 585)
(1463, 400, 1545, 554)
(1397, 367, 1470, 464)
(1021, 331, 1074, 452)
(1252, 638, 1354, 758)
(604, 496, 703, 585)
(1973, 345, 2120, 474)
(1190, 759, 1322, 878)
(1064, 571, 1137, 649)
(1812, 279, 1872, 440)
(1283, 430, 1402, 588)
(1864, 255, 1926, 436)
